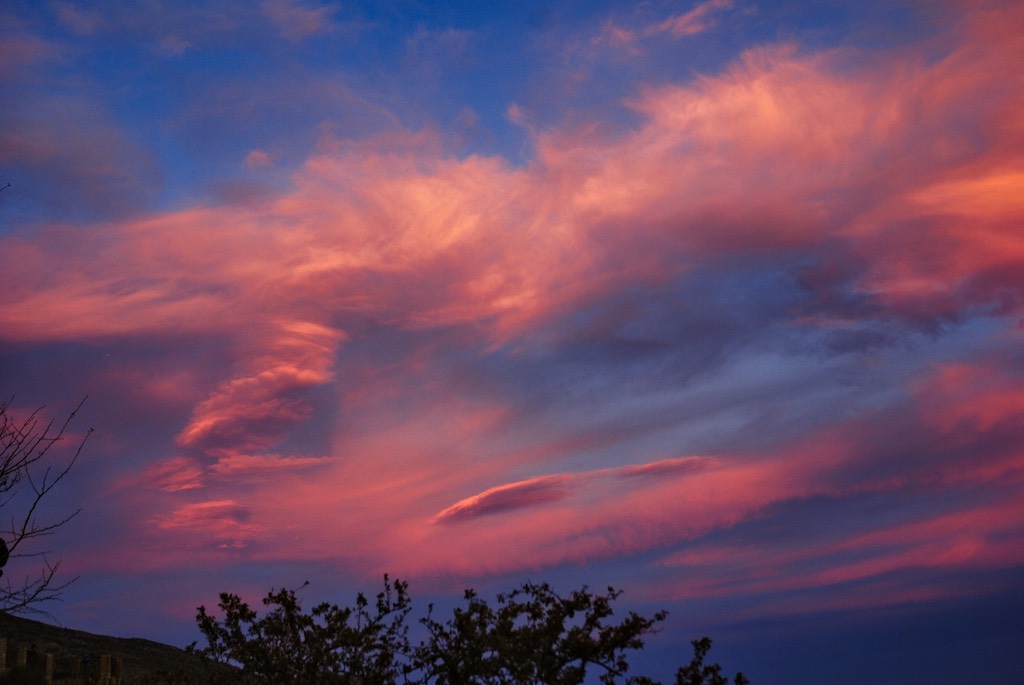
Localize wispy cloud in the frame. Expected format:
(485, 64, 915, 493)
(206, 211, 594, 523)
(648, 0, 734, 38)
(176, 321, 346, 458)
(154, 500, 265, 552)
(592, 0, 736, 55)
(54, 3, 102, 36)
(261, 0, 337, 41)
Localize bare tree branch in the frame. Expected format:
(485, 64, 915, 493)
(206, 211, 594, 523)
(0, 396, 90, 614)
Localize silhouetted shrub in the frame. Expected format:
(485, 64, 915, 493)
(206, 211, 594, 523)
(190, 576, 749, 684)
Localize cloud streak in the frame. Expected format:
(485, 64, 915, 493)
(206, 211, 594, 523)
(649, 0, 734, 38)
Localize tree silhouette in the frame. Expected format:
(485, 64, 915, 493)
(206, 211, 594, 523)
(0, 397, 90, 613)
(190, 577, 750, 684)
(674, 638, 749, 685)
(192, 576, 413, 684)
(417, 582, 666, 685)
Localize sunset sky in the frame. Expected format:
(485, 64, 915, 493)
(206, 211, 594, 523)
(2, 0, 1023, 682)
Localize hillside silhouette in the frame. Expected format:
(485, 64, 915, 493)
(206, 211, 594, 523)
(0, 611, 205, 684)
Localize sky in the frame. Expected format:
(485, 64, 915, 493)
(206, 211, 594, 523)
(1, 0, 1023, 682)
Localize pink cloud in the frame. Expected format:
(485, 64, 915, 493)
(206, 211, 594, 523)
(912, 361, 1024, 441)
(156, 499, 249, 529)
(653, 494, 1024, 612)
(153, 499, 265, 552)
(600, 358, 1024, 610)
(244, 149, 274, 169)
(648, 0, 734, 38)
(432, 475, 580, 523)
(241, 452, 767, 578)
(616, 455, 712, 479)
(6, 13, 1015, 347)
(0, 34, 60, 79)
(129, 457, 205, 493)
(261, 0, 337, 41)
(176, 321, 346, 455)
(54, 3, 102, 35)
(591, 21, 640, 55)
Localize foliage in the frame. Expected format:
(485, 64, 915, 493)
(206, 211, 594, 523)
(417, 582, 665, 685)
(674, 638, 749, 685)
(191, 577, 749, 685)
(0, 397, 90, 613)
(191, 575, 413, 684)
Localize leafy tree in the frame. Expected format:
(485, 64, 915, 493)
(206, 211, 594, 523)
(0, 397, 90, 613)
(416, 582, 666, 685)
(191, 575, 413, 684)
(190, 578, 750, 685)
(674, 638, 748, 685)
